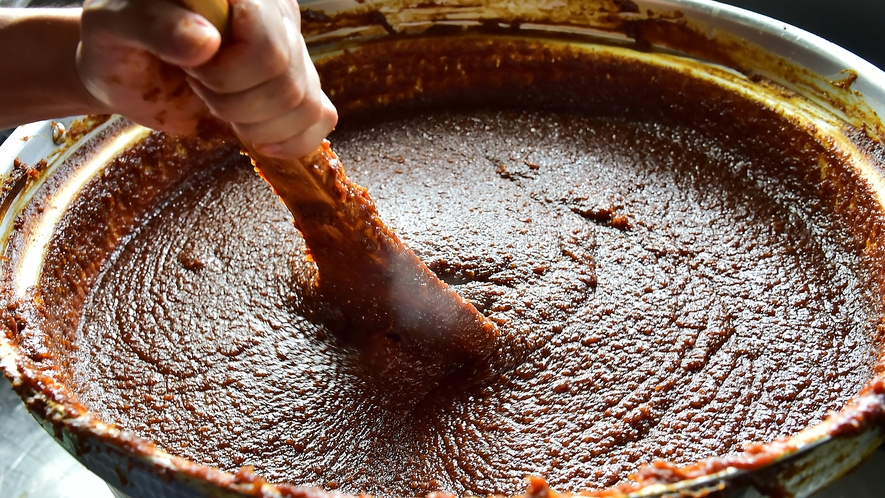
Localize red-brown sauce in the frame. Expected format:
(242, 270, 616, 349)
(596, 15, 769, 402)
(10, 36, 884, 498)
(69, 107, 877, 495)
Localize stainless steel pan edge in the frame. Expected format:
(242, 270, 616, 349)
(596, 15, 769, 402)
(643, 0, 885, 129)
(2, 1, 885, 497)
(300, 0, 885, 139)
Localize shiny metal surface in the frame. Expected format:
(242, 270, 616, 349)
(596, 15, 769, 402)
(719, 0, 885, 70)
(0, 377, 112, 498)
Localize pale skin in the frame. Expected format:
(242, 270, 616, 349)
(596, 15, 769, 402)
(0, 0, 337, 160)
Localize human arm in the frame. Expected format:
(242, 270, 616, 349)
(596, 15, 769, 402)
(0, 8, 109, 130)
(0, 0, 337, 159)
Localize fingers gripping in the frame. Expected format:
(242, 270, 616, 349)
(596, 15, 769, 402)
(185, 0, 337, 159)
(81, 0, 221, 67)
(77, 0, 337, 157)
(185, 0, 293, 94)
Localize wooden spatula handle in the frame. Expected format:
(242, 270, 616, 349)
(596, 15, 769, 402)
(176, 0, 230, 34)
(176, 0, 499, 386)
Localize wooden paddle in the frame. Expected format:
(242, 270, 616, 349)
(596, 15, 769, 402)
(177, 0, 498, 380)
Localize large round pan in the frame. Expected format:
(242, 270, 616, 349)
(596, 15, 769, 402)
(2, 1, 885, 497)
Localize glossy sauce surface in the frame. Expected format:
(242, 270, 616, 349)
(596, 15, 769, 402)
(69, 108, 879, 496)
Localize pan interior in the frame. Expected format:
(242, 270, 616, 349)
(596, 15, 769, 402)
(19, 35, 885, 496)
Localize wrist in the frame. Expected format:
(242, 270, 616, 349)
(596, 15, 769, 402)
(0, 8, 112, 129)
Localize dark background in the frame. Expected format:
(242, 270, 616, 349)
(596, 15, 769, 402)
(719, 0, 884, 70)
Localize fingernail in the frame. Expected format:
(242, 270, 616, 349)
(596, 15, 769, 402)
(173, 17, 216, 60)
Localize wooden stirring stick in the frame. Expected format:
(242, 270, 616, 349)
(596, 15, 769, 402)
(252, 144, 498, 370)
(181, 0, 498, 376)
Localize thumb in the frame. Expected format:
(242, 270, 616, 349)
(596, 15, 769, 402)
(81, 0, 221, 67)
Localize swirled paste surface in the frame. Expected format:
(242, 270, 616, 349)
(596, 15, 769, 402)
(74, 109, 876, 495)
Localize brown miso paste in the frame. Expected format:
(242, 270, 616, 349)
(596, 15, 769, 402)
(70, 39, 878, 496)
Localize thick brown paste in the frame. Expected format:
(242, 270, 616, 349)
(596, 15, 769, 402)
(242, 140, 498, 392)
(70, 106, 877, 495)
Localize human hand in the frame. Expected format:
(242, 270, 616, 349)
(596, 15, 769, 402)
(77, 0, 337, 159)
